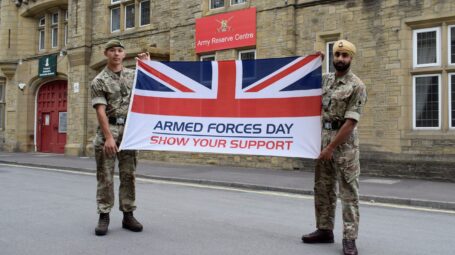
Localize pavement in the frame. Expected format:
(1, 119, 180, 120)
(1, 151, 454, 211)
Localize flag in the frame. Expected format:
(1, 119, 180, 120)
(120, 54, 322, 158)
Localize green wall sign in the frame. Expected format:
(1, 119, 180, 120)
(38, 54, 57, 77)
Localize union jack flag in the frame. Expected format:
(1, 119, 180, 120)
(121, 54, 322, 158)
(131, 54, 322, 118)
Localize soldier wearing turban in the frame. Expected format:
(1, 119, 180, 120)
(302, 40, 367, 255)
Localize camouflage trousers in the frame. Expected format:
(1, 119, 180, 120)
(94, 125, 137, 214)
(314, 128, 360, 240)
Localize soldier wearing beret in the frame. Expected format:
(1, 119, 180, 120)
(302, 40, 367, 255)
(91, 39, 150, 236)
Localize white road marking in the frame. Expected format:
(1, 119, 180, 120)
(361, 178, 400, 185)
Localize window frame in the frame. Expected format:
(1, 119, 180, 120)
(209, 0, 225, 10)
(0, 84, 4, 103)
(64, 10, 68, 46)
(230, 0, 246, 6)
(52, 13, 59, 25)
(238, 49, 256, 60)
(139, 0, 150, 27)
(51, 27, 58, 48)
(0, 104, 4, 130)
(39, 16, 45, 27)
(110, 0, 153, 33)
(412, 27, 441, 68)
(110, 6, 121, 32)
(412, 74, 442, 130)
(326, 41, 335, 73)
(51, 13, 59, 48)
(38, 30, 45, 51)
(448, 25, 455, 66)
(124, 3, 136, 30)
(449, 73, 455, 129)
(38, 17, 45, 51)
(200, 54, 216, 61)
(0, 82, 5, 130)
(64, 24, 68, 46)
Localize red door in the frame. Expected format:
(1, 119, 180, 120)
(37, 80, 67, 153)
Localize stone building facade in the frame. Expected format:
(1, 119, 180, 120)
(0, 0, 454, 181)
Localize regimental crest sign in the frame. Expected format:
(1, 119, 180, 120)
(216, 17, 233, 32)
(38, 54, 57, 78)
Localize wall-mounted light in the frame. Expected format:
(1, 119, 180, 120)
(59, 49, 67, 57)
(18, 82, 26, 91)
(18, 58, 23, 65)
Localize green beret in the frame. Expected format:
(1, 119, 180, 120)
(104, 39, 125, 50)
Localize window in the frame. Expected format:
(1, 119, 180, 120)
(111, 6, 120, 32)
(238, 50, 256, 78)
(51, 27, 58, 48)
(450, 73, 455, 128)
(231, 0, 246, 5)
(52, 13, 59, 49)
(39, 17, 45, 26)
(200, 54, 215, 61)
(36, 10, 67, 52)
(38, 17, 45, 50)
(0, 81, 5, 130)
(210, 0, 224, 9)
(413, 27, 440, 68)
(52, 13, 59, 24)
(110, 0, 150, 32)
(125, 4, 135, 29)
(411, 25, 455, 131)
(413, 74, 441, 129)
(200, 55, 215, 82)
(64, 10, 68, 46)
(140, 0, 150, 26)
(39, 30, 45, 50)
(326, 41, 335, 73)
(64, 25, 67, 46)
(208, 0, 245, 10)
(238, 49, 256, 60)
(449, 25, 455, 65)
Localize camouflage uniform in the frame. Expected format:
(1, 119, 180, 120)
(91, 66, 137, 214)
(314, 70, 367, 240)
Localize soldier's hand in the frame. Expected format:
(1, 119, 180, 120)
(318, 146, 334, 160)
(316, 51, 325, 61)
(104, 137, 118, 157)
(136, 52, 150, 61)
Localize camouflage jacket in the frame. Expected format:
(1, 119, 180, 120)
(90, 67, 135, 118)
(321, 70, 367, 123)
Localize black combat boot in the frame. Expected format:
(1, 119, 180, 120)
(343, 239, 358, 255)
(301, 229, 334, 243)
(95, 213, 110, 236)
(122, 212, 143, 232)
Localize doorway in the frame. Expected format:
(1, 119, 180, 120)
(36, 80, 67, 153)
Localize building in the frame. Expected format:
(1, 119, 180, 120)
(0, 0, 454, 180)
